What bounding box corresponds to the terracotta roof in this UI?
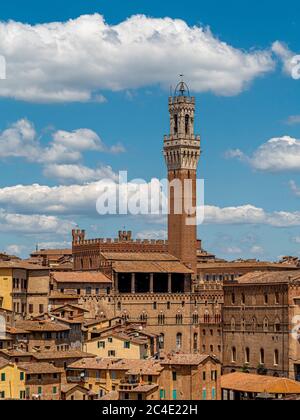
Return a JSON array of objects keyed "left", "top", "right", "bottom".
[
  {"left": 160, "top": 353, "right": 214, "bottom": 366},
  {"left": 19, "top": 362, "right": 64, "bottom": 374},
  {"left": 0, "top": 357, "right": 10, "bottom": 369},
  {"left": 61, "top": 384, "right": 89, "bottom": 394},
  {"left": 52, "top": 304, "right": 89, "bottom": 313},
  {"left": 228, "top": 270, "right": 300, "bottom": 285},
  {"left": 31, "top": 249, "right": 72, "bottom": 256},
  {"left": 221, "top": 372, "right": 300, "bottom": 395},
  {"left": 15, "top": 320, "right": 70, "bottom": 332},
  {"left": 125, "top": 384, "right": 158, "bottom": 393},
  {"left": 197, "top": 261, "right": 299, "bottom": 269},
  {"left": 32, "top": 351, "right": 95, "bottom": 361},
  {"left": 52, "top": 271, "right": 112, "bottom": 284},
  {"left": 101, "top": 253, "right": 178, "bottom": 262},
  {"left": 68, "top": 358, "right": 163, "bottom": 375},
  {"left": 113, "top": 261, "right": 192, "bottom": 274},
  {"left": 99, "top": 391, "right": 119, "bottom": 400},
  {"left": 0, "top": 350, "right": 33, "bottom": 358},
  {"left": 0, "top": 261, "right": 48, "bottom": 270}
]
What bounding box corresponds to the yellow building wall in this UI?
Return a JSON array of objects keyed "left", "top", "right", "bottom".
[
  {"left": 0, "top": 269, "right": 13, "bottom": 311},
  {"left": 84, "top": 337, "right": 146, "bottom": 360},
  {"left": 0, "top": 364, "right": 26, "bottom": 400}
]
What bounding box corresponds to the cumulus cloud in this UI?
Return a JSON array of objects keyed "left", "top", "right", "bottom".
[
  {"left": 0, "top": 14, "right": 275, "bottom": 102},
  {"left": 0, "top": 119, "right": 124, "bottom": 173},
  {"left": 43, "top": 164, "right": 118, "bottom": 183},
  {"left": 0, "top": 208, "right": 74, "bottom": 234},
  {"left": 226, "top": 136, "right": 300, "bottom": 172},
  {"left": 203, "top": 204, "right": 300, "bottom": 227},
  {"left": 0, "top": 179, "right": 299, "bottom": 229}
]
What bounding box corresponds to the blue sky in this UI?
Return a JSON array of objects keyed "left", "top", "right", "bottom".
[{"left": 0, "top": 0, "right": 300, "bottom": 260}]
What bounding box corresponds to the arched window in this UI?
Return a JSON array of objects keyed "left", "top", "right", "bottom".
[
  {"left": 89, "top": 258, "right": 93, "bottom": 269},
  {"left": 231, "top": 317, "right": 236, "bottom": 332},
  {"left": 231, "top": 293, "right": 236, "bottom": 305},
  {"left": 193, "top": 313, "right": 199, "bottom": 325},
  {"left": 260, "top": 348, "right": 265, "bottom": 365},
  {"left": 264, "top": 293, "right": 268, "bottom": 305},
  {"left": 158, "top": 334, "right": 165, "bottom": 350},
  {"left": 193, "top": 333, "right": 198, "bottom": 352},
  {"left": 245, "top": 347, "right": 250, "bottom": 364},
  {"left": 274, "top": 349, "right": 279, "bottom": 366},
  {"left": 158, "top": 313, "right": 165, "bottom": 325},
  {"left": 263, "top": 317, "right": 269, "bottom": 332},
  {"left": 241, "top": 318, "right": 246, "bottom": 331},
  {"left": 274, "top": 318, "right": 281, "bottom": 333},
  {"left": 174, "top": 114, "right": 178, "bottom": 134},
  {"left": 176, "top": 333, "right": 183, "bottom": 350},
  {"left": 241, "top": 293, "right": 245, "bottom": 305},
  {"left": 232, "top": 347, "right": 237, "bottom": 363},
  {"left": 140, "top": 312, "right": 148, "bottom": 322},
  {"left": 252, "top": 317, "right": 257, "bottom": 331},
  {"left": 176, "top": 314, "right": 183, "bottom": 325},
  {"left": 117, "top": 301, "right": 122, "bottom": 311},
  {"left": 185, "top": 115, "right": 189, "bottom": 135}
]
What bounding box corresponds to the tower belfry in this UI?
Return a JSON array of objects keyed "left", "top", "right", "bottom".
[{"left": 163, "top": 79, "right": 201, "bottom": 274}]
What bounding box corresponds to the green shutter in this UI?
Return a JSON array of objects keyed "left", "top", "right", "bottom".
[
  {"left": 1, "top": 373, "right": 5, "bottom": 381},
  {"left": 212, "top": 387, "right": 216, "bottom": 400},
  {"left": 172, "top": 390, "right": 177, "bottom": 400},
  {"left": 202, "top": 389, "right": 207, "bottom": 400}
]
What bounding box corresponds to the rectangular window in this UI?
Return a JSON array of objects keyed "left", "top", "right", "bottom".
[
  {"left": 0, "top": 391, "right": 5, "bottom": 399},
  {"left": 172, "top": 371, "right": 177, "bottom": 381},
  {"left": 98, "top": 341, "right": 105, "bottom": 349},
  {"left": 39, "top": 304, "right": 44, "bottom": 314},
  {"left": 20, "top": 372, "right": 24, "bottom": 381},
  {"left": 159, "top": 389, "right": 166, "bottom": 400},
  {"left": 212, "top": 388, "right": 216, "bottom": 400},
  {"left": 124, "top": 341, "right": 131, "bottom": 349},
  {"left": 53, "top": 387, "right": 57, "bottom": 395},
  {"left": 111, "top": 371, "right": 117, "bottom": 380},
  {"left": 172, "top": 390, "right": 177, "bottom": 400},
  {"left": 28, "top": 304, "right": 33, "bottom": 314},
  {"left": 1, "top": 373, "right": 5, "bottom": 382},
  {"left": 108, "top": 351, "right": 116, "bottom": 357},
  {"left": 38, "top": 387, "right": 42, "bottom": 395},
  {"left": 202, "top": 389, "right": 207, "bottom": 401}
]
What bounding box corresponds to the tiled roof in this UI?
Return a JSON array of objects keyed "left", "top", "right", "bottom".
[
  {"left": 68, "top": 358, "right": 163, "bottom": 375},
  {"left": 0, "top": 357, "right": 10, "bottom": 369},
  {"left": 0, "top": 261, "right": 47, "bottom": 270},
  {"left": 99, "top": 391, "right": 119, "bottom": 400},
  {"left": 113, "top": 261, "right": 192, "bottom": 274},
  {"left": 31, "top": 249, "right": 72, "bottom": 256},
  {"left": 61, "top": 384, "right": 89, "bottom": 394},
  {"left": 52, "top": 271, "right": 112, "bottom": 284},
  {"left": 32, "top": 351, "right": 96, "bottom": 360},
  {"left": 49, "top": 293, "right": 80, "bottom": 300},
  {"left": 18, "top": 362, "right": 64, "bottom": 374},
  {"left": 101, "top": 253, "right": 178, "bottom": 262},
  {"left": 15, "top": 320, "right": 70, "bottom": 332},
  {"left": 126, "top": 384, "right": 158, "bottom": 393},
  {"left": 197, "top": 261, "right": 299, "bottom": 269},
  {"left": 221, "top": 372, "right": 300, "bottom": 394},
  {"left": 228, "top": 270, "right": 300, "bottom": 285}
]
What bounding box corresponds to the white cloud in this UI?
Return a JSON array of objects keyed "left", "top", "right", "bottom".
[
  {"left": 226, "top": 136, "right": 300, "bottom": 172},
  {"left": 36, "top": 241, "right": 71, "bottom": 249},
  {"left": 43, "top": 164, "right": 118, "bottom": 183},
  {"left": 250, "top": 245, "right": 264, "bottom": 255},
  {"left": 0, "top": 208, "right": 74, "bottom": 234},
  {"left": 272, "top": 41, "right": 295, "bottom": 75},
  {"left": 0, "top": 14, "right": 275, "bottom": 102},
  {"left": 0, "top": 180, "right": 299, "bottom": 229},
  {"left": 0, "top": 119, "right": 125, "bottom": 165},
  {"left": 203, "top": 204, "right": 300, "bottom": 227},
  {"left": 136, "top": 229, "right": 167, "bottom": 240},
  {"left": 5, "top": 244, "right": 26, "bottom": 256}
]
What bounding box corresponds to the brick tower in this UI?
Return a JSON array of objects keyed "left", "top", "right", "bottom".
[{"left": 163, "top": 79, "right": 201, "bottom": 275}]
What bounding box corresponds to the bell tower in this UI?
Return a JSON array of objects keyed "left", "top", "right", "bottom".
[{"left": 163, "top": 79, "right": 201, "bottom": 275}]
